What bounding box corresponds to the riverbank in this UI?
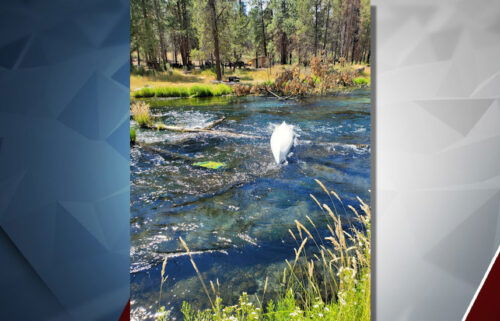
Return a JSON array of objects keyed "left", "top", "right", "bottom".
[
  {"left": 131, "top": 63, "right": 370, "bottom": 100},
  {"left": 130, "top": 66, "right": 282, "bottom": 91}
]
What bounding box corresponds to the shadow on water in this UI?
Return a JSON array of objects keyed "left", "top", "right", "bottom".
[{"left": 131, "top": 89, "right": 371, "bottom": 320}]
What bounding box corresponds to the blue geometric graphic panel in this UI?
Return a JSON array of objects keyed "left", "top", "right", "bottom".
[{"left": 0, "top": 0, "right": 130, "bottom": 320}]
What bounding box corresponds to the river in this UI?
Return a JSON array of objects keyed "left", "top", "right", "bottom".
[{"left": 130, "top": 89, "right": 371, "bottom": 320}]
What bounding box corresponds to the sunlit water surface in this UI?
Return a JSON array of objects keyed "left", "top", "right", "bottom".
[{"left": 131, "top": 90, "right": 371, "bottom": 320}]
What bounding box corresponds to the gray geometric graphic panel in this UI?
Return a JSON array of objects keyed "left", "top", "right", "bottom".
[{"left": 374, "top": 0, "right": 500, "bottom": 320}]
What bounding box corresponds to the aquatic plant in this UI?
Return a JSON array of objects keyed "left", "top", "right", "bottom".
[
  {"left": 130, "top": 127, "right": 136, "bottom": 144},
  {"left": 131, "top": 101, "right": 151, "bottom": 128},
  {"left": 157, "top": 181, "right": 371, "bottom": 321}
]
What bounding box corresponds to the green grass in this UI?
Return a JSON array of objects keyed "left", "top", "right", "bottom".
[
  {"left": 130, "top": 127, "right": 136, "bottom": 144},
  {"left": 134, "top": 87, "right": 156, "bottom": 98},
  {"left": 189, "top": 85, "right": 213, "bottom": 97},
  {"left": 197, "top": 69, "right": 217, "bottom": 78},
  {"left": 212, "top": 84, "right": 232, "bottom": 96},
  {"left": 353, "top": 77, "right": 370, "bottom": 86},
  {"left": 156, "top": 181, "right": 371, "bottom": 321},
  {"left": 137, "top": 96, "right": 239, "bottom": 108},
  {"left": 133, "top": 84, "right": 233, "bottom": 99},
  {"left": 155, "top": 86, "right": 190, "bottom": 98}
]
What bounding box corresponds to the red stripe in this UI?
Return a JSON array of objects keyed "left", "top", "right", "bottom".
[
  {"left": 118, "top": 300, "right": 130, "bottom": 321},
  {"left": 466, "top": 252, "right": 500, "bottom": 320}
]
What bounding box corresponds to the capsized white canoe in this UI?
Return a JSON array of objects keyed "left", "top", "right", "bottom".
[{"left": 270, "top": 121, "right": 295, "bottom": 164}]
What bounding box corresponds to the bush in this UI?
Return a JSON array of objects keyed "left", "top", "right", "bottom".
[
  {"left": 250, "top": 82, "right": 271, "bottom": 95},
  {"left": 131, "top": 65, "right": 157, "bottom": 77},
  {"left": 332, "top": 64, "right": 356, "bottom": 87},
  {"left": 233, "top": 84, "right": 252, "bottom": 96},
  {"left": 353, "top": 77, "right": 370, "bottom": 86},
  {"left": 131, "top": 101, "right": 151, "bottom": 127},
  {"left": 199, "top": 69, "right": 216, "bottom": 78}
]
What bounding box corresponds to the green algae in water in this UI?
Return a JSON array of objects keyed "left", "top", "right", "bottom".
[{"left": 193, "top": 161, "right": 226, "bottom": 169}]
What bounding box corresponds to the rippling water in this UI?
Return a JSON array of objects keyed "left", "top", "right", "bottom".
[{"left": 130, "top": 89, "right": 371, "bottom": 320}]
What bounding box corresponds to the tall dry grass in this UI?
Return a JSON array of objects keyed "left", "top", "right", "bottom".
[{"left": 131, "top": 101, "right": 151, "bottom": 128}]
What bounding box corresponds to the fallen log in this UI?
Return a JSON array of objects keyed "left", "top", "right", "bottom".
[
  {"left": 136, "top": 143, "right": 193, "bottom": 161},
  {"left": 151, "top": 125, "right": 260, "bottom": 139},
  {"left": 267, "top": 89, "right": 297, "bottom": 101},
  {"left": 203, "top": 117, "right": 226, "bottom": 129},
  {"left": 150, "top": 117, "right": 226, "bottom": 132},
  {"left": 146, "top": 116, "right": 262, "bottom": 139}
]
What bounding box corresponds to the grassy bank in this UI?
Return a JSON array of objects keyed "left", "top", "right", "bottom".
[
  {"left": 133, "top": 84, "right": 233, "bottom": 99},
  {"left": 156, "top": 181, "right": 371, "bottom": 321},
  {"left": 130, "top": 67, "right": 279, "bottom": 91}
]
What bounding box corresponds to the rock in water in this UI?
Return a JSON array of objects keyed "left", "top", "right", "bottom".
[{"left": 270, "top": 121, "right": 295, "bottom": 164}]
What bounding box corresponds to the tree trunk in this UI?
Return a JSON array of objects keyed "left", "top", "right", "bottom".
[
  {"left": 140, "top": 0, "right": 155, "bottom": 67},
  {"left": 173, "top": 37, "right": 178, "bottom": 64},
  {"left": 279, "top": 0, "right": 288, "bottom": 64},
  {"left": 323, "top": 0, "right": 331, "bottom": 52},
  {"left": 351, "top": 0, "right": 361, "bottom": 63},
  {"left": 259, "top": 0, "right": 268, "bottom": 56},
  {"left": 313, "top": 0, "right": 321, "bottom": 56},
  {"left": 180, "top": 0, "right": 191, "bottom": 67},
  {"left": 153, "top": 0, "right": 167, "bottom": 70},
  {"left": 208, "top": 0, "right": 222, "bottom": 80},
  {"left": 280, "top": 32, "right": 288, "bottom": 64}
]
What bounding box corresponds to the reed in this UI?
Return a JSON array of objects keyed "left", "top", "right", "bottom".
[
  {"left": 133, "top": 84, "right": 233, "bottom": 99},
  {"left": 131, "top": 101, "right": 151, "bottom": 127},
  {"left": 130, "top": 127, "right": 136, "bottom": 144},
  {"left": 189, "top": 85, "right": 213, "bottom": 97},
  {"left": 157, "top": 180, "right": 371, "bottom": 321}
]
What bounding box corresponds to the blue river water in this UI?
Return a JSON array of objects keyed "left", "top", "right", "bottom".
[{"left": 130, "top": 89, "right": 371, "bottom": 320}]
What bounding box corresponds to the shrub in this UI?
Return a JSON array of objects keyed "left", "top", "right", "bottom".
[
  {"left": 353, "top": 77, "right": 370, "bottom": 86},
  {"left": 332, "top": 64, "right": 356, "bottom": 87},
  {"left": 200, "top": 69, "right": 216, "bottom": 78},
  {"left": 250, "top": 82, "right": 272, "bottom": 95},
  {"left": 233, "top": 84, "right": 252, "bottom": 96},
  {"left": 130, "top": 101, "right": 151, "bottom": 127},
  {"left": 131, "top": 65, "right": 158, "bottom": 77}
]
